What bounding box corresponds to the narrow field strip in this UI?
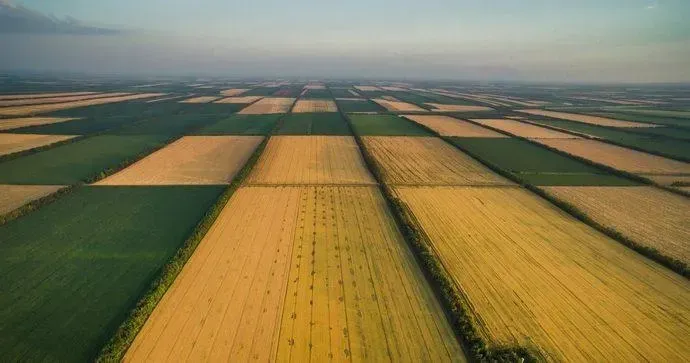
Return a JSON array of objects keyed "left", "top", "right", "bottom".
[
  {"left": 424, "top": 104, "right": 493, "bottom": 112},
  {"left": 238, "top": 97, "right": 295, "bottom": 114},
  {"left": 95, "top": 136, "right": 263, "bottom": 185},
  {"left": 372, "top": 98, "right": 428, "bottom": 112},
  {"left": 0, "top": 92, "right": 123, "bottom": 107},
  {"left": 0, "top": 133, "right": 78, "bottom": 156},
  {"left": 472, "top": 118, "right": 581, "bottom": 139},
  {"left": 214, "top": 96, "right": 263, "bottom": 104},
  {"left": 0, "top": 117, "right": 79, "bottom": 131},
  {"left": 291, "top": 99, "right": 338, "bottom": 113},
  {"left": 0, "top": 184, "right": 66, "bottom": 214},
  {"left": 125, "top": 186, "right": 465, "bottom": 362},
  {"left": 544, "top": 186, "right": 690, "bottom": 265},
  {"left": 246, "top": 136, "right": 376, "bottom": 185},
  {"left": 0, "top": 91, "right": 97, "bottom": 100},
  {"left": 0, "top": 93, "right": 164, "bottom": 116},
  {"left": 362, "top": 136, "right": 512, "bottom": 186},
  {"left": 394, "top": 185, "right": 690, "bottom": 361},
  {"left": 402, "top": 115, "right": 507, "bottom": 137},
  {"left": 519, "top": 109, "right": 660, "bottom": 128},
  {"left": 220, "top": 88, "right": 250, "bottom": 96},
  {"left": 179, "top": 96, "right": 221, "bottom": 104}
]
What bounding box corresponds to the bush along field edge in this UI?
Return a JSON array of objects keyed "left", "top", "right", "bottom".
[{"left": 339, "top": 109, "right": 541, "bottom": 362}]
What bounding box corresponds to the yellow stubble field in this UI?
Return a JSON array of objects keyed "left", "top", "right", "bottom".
[
  {"left": 214, "top": 96, "right": 262, "bottom": 104},
  {"left": 372, "top": 98, "right": 427, "bottom": 112},
  {"left": 0, "top": 117, "right": 78, "bottom": 131},
  {"left": 246, "top": 136, "right": 376, "bottom": 185},
  {"left": 518, "top": 109, "right": 659, "bottom": 128},
  {"left": 180, "top": 96, "right": 221, "bottom": 104},
  {"left": 424, "top": 104, "right": 493, "bottom": 112},
  {"left": 0, "top": 93, "right": 128, "bottom": 107},
  {"left": 0, "top": 91, "right": 97, "bottom": 100},
  {"left": 394, "top": 185, "right": 690, "bottom": 361},
  {"left": 0, "top": 93, "right": 164, "bottom": 116},
  {"left": 291, "top": 99, "right": 338, "bottom": 113},
  {"left": 0, "top": 184, "right": 66, "bottom": 215},
  {"left": 220, "top": 88, "right": 250, "bottom": 96},
  {"left": 361, "top": 136, "right": 511, "bottom": 186},
  {"left": 238, "top": 97, "right": 295, "bottom": 114},
  {"left": 95, "top": 136, "right": 263, "bottom": 185},
  {"left": 0, "top": 133, "right": 78, "bottom": 156},
  {"left": 402, "top": 115, "right": 507, "bottom": 137},
  {"left": 124, "top": 186, "right": 465, "bottom": 362},
  {"left": 472, "top": 119, "right": 581, "bottom": 139}
]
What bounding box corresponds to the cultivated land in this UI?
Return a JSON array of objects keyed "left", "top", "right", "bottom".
[
  {"left": 0, "top": 186, "right": 224, "bottom": 361},
  {"left": 275, "top": 113, "right": 350, "bottom": 135},
  {"left": 394, "top": 186, "right": 690, "bottom": 361},
  {"left": 349, "top": 114, "right": 432, "bottom": 136},
  {"left": 424, "top": 104, "right": 493, "bottom": 112},
  {"left": 0, "top": 92, "right": 120, "bottom": 107},
  {"left": 472, "top": 119, "right": 581, "bottom": 139},
  {"left": 519, "top": 109, "right": 659, "bottom": 128},
  {"left": 372, "top": 98, "right": 428, "bottom": 112},
  {"left": 220, "top": 88, "right": 249, "bottom": 96},
  {"left": 291, "top": 99, "right": 338, "bottom": 113},
  {"left": 246, "top": 136, "right": 375, "bottom": 185},
  {"left": 125, "top": 186, "right": 464, "bottom": 362},
  {"left": 362, "top": 136, "right": 511, "bottom": 186},
  {"left": 535, "top": 138, "right": 690, "bottom": 184},
  {"left": 180, "top": 96, "right": 221, "bottom": 104},
  {"left": 0, "top": 133, "right": 77, "bottom": 156},
  {"left": 238, "top": 97, "right": 295, "bottom": 114},
  {"left": 403, "top": 115, "right": 507, "bottom": 137},
  {"left": 0, "top": 184, "right": 65, "bottom": 214},
  {"left": 195, "top": 114, "right": 280, "bottom": 135},
  {"left": 96, "top": 136, "right": 262, "bottom": 185},
  {"left": 0, "top": 117, "right": 79, "bottom": 131},
  {"left": 545, "top": 186, "right": 690, "bottom": 264},
  {"left": 214, "top": 96, "right": 262, "bottom": 104},
  {"left": 0, "top": 93, "right": 163, "bottom": 116},
  {"left": 0, "top": 91, "right": 97, "bottom": 100},
  {"left": 336, "top": 99, "right": 384, "bottom": 113}
]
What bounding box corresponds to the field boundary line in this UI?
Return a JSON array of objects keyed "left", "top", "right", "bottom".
[
  {"left": 434, "top": 117, "right": 689, "bottom": 278},
  {"left": 338, "top": 106, "right": 539, "bottom": 362}
]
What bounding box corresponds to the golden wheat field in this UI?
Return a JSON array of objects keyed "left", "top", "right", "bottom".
[
  {"left": 214, "top": 96, "right": 262, "bottom": 104},
  {"left": 238, "top": 97, "right": 295, "bottom": 114},
  {"left": 0, "top": 184, "right": 65, "bottom": 214},
  {"left": 472, "top": 119, "right": 581, "bottom": 139},
  {"left": 180, "top": 96, "right": 221, "bottom": 104},
  {"left": 372, "top": 98, "right": 427, "bottom": 112},
  {"left": 125, "top": 186, "right": 464, "bottom": 362},
  {"left": 424, "top": 104, "right": 493, "bottom": 112},
  {"left": 544, "top": 186, "right": 690, "bottom": 264},
  {"left": 0, "top": 91, "right": 97, "bottom": 100},
  {"left": 518, "top": 109, "right": 659, "bottom": 128},
  {"left": 536, "top": 138, "right": 690, "bottom": 177},
  {"left": 220, "top": 88, "right": 250, "bottom": 96},
  {"left": 0, "top": 133, "right": 77, "bottom": 156},
  {"left": 0, "top": 117, "right": 78, "bottom": 131},
  {"left": 95, "top": 136, "right": 262, "bottom": 185},
  {"left": 402, "top": 115, "right": 507, "bottom": 137},
  {"left": 362, "top": 136, "right": 511, "bottom": 186},
  {"left": 639, "top": 174, "right": 690, "bottom": 186},
  {"left": 246, "top": 136, "right": 375, "bottom": 185},
  {"left": 291, "top": 99, "right": 338, "bottom": 113},
  {"left": 0, "top": 93, "right": 119, "bottom": 107},
  {"left": 0, "top": 93, "right": 164, "bottom": 116},
  {"left": 354, "top": 86, "right": 382, "bottom": 92},
  {"left": 394, "top": 185, "right": 690, "bottom": 361}
]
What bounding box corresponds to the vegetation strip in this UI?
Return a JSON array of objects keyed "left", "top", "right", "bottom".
[
  {"left": 339, "top": 108, "right": 537, "bottom": 361},
  {"left": 427, "top": 118, "right": 689, "bottom": 278}
]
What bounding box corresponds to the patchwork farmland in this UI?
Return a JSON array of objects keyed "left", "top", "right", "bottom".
[{"left": 1, "top": 79, "right": 689, "bottom": 363}]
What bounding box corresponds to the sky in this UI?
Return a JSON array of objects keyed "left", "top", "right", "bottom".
[{"left": 1, "top": 0, "right": 689, "bottom": 82}]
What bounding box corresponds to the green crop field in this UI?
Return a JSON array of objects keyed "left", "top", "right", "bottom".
[
  {"left": 301, "top": 88, "right": 332, "bottom": 98},
  {"left": 451, "top": 137, "right": 636, "bottom": 186},
  {"left": 329, "top": 88, "right": 359, "bottom": 98},
  {"left": 336, "top": 99, "right": 385, "bottom": 113},
  {"left": 243, "top": 87, "right": 280, "bottom": 96},
  {"left": 0, "top": 135, "right": 169, "bottom": 184},
  {"left": 194, "top": 114, "right": 280, "bottom": 135},
  {"left": 589, "top": 111, "right": 690, "bottom": 129},
  {"left": 0, "top": 185, "right": 224, "bottom": 362},
  {"left": 349, "top": 114, "right": 433, "bottom": 136},
  {"left": 274, "top": 113, "right": 350, "bottom": 135}
]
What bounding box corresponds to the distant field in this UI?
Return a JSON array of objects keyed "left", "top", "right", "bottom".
[
  {"left": 329, "top": 88, "right": 360, "bottom": 98},
  {"left": 0, "top": 93, "right": 163, "bottom": 116},
  {"left": 0, "top": 133, "right": 77, "bottom": 156},
  {"left": 0, "top": 135, "right": 169, "bottom": 184},
  {"left": 450, "top": 137, "right": 635, "bottom": 186},
  {"left": 349, "top": 114, "right": 433, "bottom": 136},
  {"left": 301, "top": 88, "right": 332, "bottom": 98},
  {"left": 125, "top": 186, "right": 464, "bottom": 362},
  {"left": 0, "top": 117, "right": 79, "bottom": 132},
  {"left": 179, "top": 96, "right": 221, "bottom": 104},
  {"left": 587, "top": 111, "right": 690, "bottom": 132},
  {"left": 403, "top": 115, "right": 507, "bottom": 137},
  {"left": 274, "top": 113, "right": 350, "bottom": 135},
  {"left": 238, "top": 97, "right": 294, "bottom": 114},
  {"left": 243, "top": 87, "right": 281, "bottom": 96},
  {"left": 394, "top": 185, "right": 690, "bottom": 361},
  {"left": 519, "top": 109, "right": 658, "bottom": 128},
  {"left": 194, "top": 114, "right": 280, "bottom": 135},
  {"left": 362, "top": 136, "right": 511, "bottom": 186},
  {"left": 0, "top": 185, "right": 224, "bottom": 362},
  {"left": 472, "top": 119, "right": 580, "bottom": 139},
  {"left": 335, "top": 99, "right": 384, "bottom": 113},
  {"left": 372, "top": 98, "right": 428, "bottom": 112},
  {"left": 0, "top": 92, "right": 123, "bottom": 107},
  {"left": 292, "top": 99, "right": 338, "bottom": 113}
]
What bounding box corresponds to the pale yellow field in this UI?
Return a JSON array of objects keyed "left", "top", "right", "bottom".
[
  {"left": 238, "top": 97, "right": 295, "bottom": 114},
  {"left": 536, "top": 138, "right": 690, "bottom": 176},
  {"left": 180, "top": 96, "right": 221, "bottom": 104},
  {"left": 291, "top": 99, "right": 338, "bottom": 113},
  {"left": 0, "top": 185, "right": 65, "bottom": 215},
  {"left": 372, "top": 98, "right": 428, "bottom": 112},
  {"left": 380, "top": 86, "right": 407, "bottom": 91},
  {"left": 349, "top": 90, "right": 362, "bottom": 97},
  {"left": 247, "top": 136, "right": 375, "bottom": 185},
  {"left": 303, "top": 84, "right": 326, "bottom": 89},
  {"left": 145, "top": 95, "right": 188, "bottom": 103},
  {"left": 402, "top": 115, "right": 507, "bottom": 137},
  {"left": 394, "top": 186, "right": 690, "bottom": 361},
  {"left": 214, "top": 96, "right": 262, "bottom": 104},
  {"left": 0, "top": 117, "right": 78, "bottom": 131},
  {"left": 571, "top": 96, "right": 641, "bottom": 105},
  {"left": 0, "top": 93, "right": 164, "bottom": 116},
  {"left": 362, "top": 136, "right": 511, "bottom": 186},
  {"left": 0, "top": 133, "right": 77, "bottom": 156},
  {"left": 95, "top": 136, "right": 262, "bottom": 185},
  {"left": 640, "top": 174, "right": 690, "bottom": 186},
  {"left": 220, "top": 88, "right": 250, "bottom": 96},
  {"left": 335, "top": 97, "right": 365, "bottom": 101},
  {"left": 354, "top": 86, "right": 382, "bottom": 92},
  {"left": 424, "top": 104, "right": 493, "bottom": 112},
  {"left": 519, "top": 109, "right": 659, "bottom": 128},
  {"left": 0, "top": 91, "right": 97, "bottom": 100},
  {"left": 544, "top": 186, "right": 690, "bottom": 264},
  {"left": 472, "top": 119, "right": 581, "bottom": 139},
  {"left": 0, "top": 92, "right": 119, "bottom": 107},
  {"left": 125, "top": 186, "right": 464, "bottom": 362}
]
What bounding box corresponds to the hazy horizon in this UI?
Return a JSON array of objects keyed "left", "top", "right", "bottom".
[{"left": 2, "top": 0, "right": 689, "bottom": 83}]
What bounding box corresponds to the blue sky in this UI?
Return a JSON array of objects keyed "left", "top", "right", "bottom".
[{"left": 2, "top": 0, "right": 689, "bottom": 82}]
